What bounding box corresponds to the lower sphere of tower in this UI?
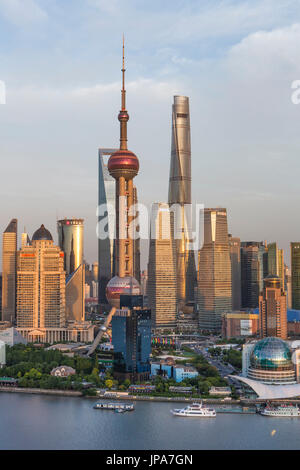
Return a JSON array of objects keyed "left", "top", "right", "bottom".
[{"left": 106, "top": 275, "right": 141, "bottom": 308}]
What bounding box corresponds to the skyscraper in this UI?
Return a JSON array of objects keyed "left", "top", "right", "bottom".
[
  {"left": 284, "top": 264, "right": 292, "bottom": 310},
  {"left": 259, "top": 275, "right": 287, "bottom": 340},
  {"left": 66, "top": 264, "right": 85, "bottom": 322},
  {"left": 21, "top": 229, "right": 30, "bottom": 249},
  {"left": 291, "top": 242, "right": 300, "bottom": 310},
  {"left": 57, "top": 218, "right": 85, "bottom": 322},
  {"left": 112, "top": 295, "right": 151, "bottom": 381},
  {"left": 1, "top": 219, "right": 17, "bottom": 323},
  {"left": 241, "top": 241, "right": 267, "bottom": 309},
  {"left": 105, "top": 39, "right": 141, "bottom": 308},
  {"left": 16, "top": 225, "right": 66, "bottom": 329},
  {"left": 228, "top": 234, "right": 241, "bottom": 310},
  {"left": 57, "top": 218, "right": 84, "bottom": 275},
  {"left": 267, "top": 242, "right": 284, "bottom": 289},
  {"left": 98, "top": 148, "right": 117, "bottom": 304},
  {"left": 197, "top": 209, "right": 232, "bottom": 332},
  {"left": 133, "top": 185, "right": 141, "bottom": 284},
  {"left": 168, "top": 95, "right": 196, "bottom": 309},
  {"left": 148, "top": 203, "right": 177, "bottom": 329}
]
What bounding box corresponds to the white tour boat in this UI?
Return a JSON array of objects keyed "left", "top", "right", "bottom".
[
  {"left": 171, "top": 402, "right": 216, "bottom": 418},
  {"left": 260, "top": 403, "right": 300, "bottom": 417}
]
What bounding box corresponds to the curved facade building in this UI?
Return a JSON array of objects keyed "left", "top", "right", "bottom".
[
  {"left": 168, "top": 96, "right": 196, "bottom": 308},
  {"left": 248, "top": 337, "right": 296, "bottom": 384},
  {"left": 57, "top": 218, "right": 84, "bottom": 275}
]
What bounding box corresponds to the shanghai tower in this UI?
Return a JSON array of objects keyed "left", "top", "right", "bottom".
[{"left": 168, "top": 96, "right": 196, "bottom": 309}]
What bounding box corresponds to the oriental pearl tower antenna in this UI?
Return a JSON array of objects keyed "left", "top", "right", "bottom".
[{"left": 105, "top": 37, "right": 141, "bottom": 308}]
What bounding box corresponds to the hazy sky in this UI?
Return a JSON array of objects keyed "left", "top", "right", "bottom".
[{"left": 1, "top": 0, "right": 300, "bottom": 269}]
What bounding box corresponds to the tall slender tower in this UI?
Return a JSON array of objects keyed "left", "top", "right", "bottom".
[
  {"left": 168, "top": 96, "right": 196, "bottom": 310},
  {"left": 1, "top": 219, "right": 17, "bottom": 323},
  {"left": 105, "top": 39, "right": 141, "bottom": 307},
  {"left": 228, "top": 234, "right": 241, "bottom": 311}
]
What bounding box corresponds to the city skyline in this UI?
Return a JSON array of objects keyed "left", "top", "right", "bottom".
[{"left": 1, "top": 1, "right": 300, "bottom": 268}]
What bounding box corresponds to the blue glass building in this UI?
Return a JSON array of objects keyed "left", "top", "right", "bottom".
[{"left": 111, "top": 295, "right": 151, "bottom": 380}]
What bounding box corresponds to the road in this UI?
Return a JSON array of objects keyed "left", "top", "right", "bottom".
[{"left": 186, "top": 343, "right": 237, "bottom": 381}]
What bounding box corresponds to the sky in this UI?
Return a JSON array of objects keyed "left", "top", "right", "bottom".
[{"left": 1, "top": 0, "right": 300, "bottom": 269}]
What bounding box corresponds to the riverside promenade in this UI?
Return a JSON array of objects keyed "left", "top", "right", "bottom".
[{"left": 0, "top": 387, "right": 82, "bottom": 397}]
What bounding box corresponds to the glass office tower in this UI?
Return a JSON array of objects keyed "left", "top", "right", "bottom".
[
  {"left": 291, "top": 242, "right": 300, "bottom": 310},
  {"left": 98, "top": 148, "right": 117, "bottom": 304},
  {"left": 197, "top": 208, "right": 232, "bottom": 332}
]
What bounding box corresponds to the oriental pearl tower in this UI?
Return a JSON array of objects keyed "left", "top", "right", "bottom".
[{"left": 106, "top": 39, "right": 141, "bottom": 308}]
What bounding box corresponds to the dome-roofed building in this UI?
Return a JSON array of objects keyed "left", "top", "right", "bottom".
[
  {"left": 32, "top": 224, "right": 53, "bottom": 242},
  {"left": 248, "top": 337, "right": 296, "bottom": 384}
]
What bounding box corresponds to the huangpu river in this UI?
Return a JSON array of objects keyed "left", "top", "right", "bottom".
[{"left": 1, "top": 392, "right": 300, "bottom": 450}]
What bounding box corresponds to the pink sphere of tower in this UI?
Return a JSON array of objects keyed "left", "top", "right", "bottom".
[
  {"left": 107, "top": 149, "right": 139, "bottom": 177},
  {"left": 106, "top": 275, "right": 141, "bottom": 308}
]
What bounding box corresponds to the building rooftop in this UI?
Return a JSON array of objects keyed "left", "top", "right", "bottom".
[{"left": 32, "top": 224, "right": 53, "bottom": 241}]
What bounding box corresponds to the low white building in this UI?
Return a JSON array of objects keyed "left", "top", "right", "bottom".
[
  {"left": 51, "top": 366, "right": 76, "bottom": 377},
  {"left": 209, "top": 386, "right": 231, "bottom": 396},
  {"left": 0, "top": 328, "right": 27, "bottom": 346}
]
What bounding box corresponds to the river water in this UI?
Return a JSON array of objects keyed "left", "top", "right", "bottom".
[{"left": 1, "top": 392, "right": 300, "bottom": 450}]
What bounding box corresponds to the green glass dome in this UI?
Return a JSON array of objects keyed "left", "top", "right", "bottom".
[{"left": 250, "top": 337, "right": 293, "bottom": 371}]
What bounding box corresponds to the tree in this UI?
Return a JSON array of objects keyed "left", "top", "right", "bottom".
[{"left": 105, "top": 379, "right": 114, "bottom": 389}]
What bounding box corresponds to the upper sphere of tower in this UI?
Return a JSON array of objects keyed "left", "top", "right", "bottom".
[{"left": 118, "top": 110, "right": 129, "bottom": 122}]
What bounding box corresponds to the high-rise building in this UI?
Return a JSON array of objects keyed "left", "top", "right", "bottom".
[
  {"left": 57, "top": 218, "right": 84, "bottom": 275},
  {"left": 259, "top": 275, "right": 287, "bottom": 340},
  {"left": 140, "top": 270, "right": 148, "bottom": 298},
  {"left": 241, "top": 241, "right": 267, "bottom": 309},
  {"left": 291, "top": 242, "right": 300, "bottom": 310},
  {"left": 105, "top": 40, "right": 141, "bottom": 308},
  {"left": 168, "top": 95, "right": 196, "bottom": 309},
  {"left": 21, "top": 229, "right": 30, "bottom": 249},
  {"left": 228, "top": 234, "right": 241, "bottom": 310},
  {"left": 98, "top": 148, "right": 117, "bottom": 304},
  {"left": 0, "top": 274, "right": 2, "bottom": 320},
  {"left": 92, "top": 262, "right": 99, "bottom": 283},
  {"left": 267, "top": 242, "right": 284, "bottom": 289},
  {"left": 133, "top": 185, "right": 141, "bottom": 284},
  {"left": 284, "top": 264, "right": 292, "bottom": 310},
  {"left": 148, "top": 203, "right": 177, "bottom": 329},
  {"left": 66, "top": 264, "right": 85, "bottom": 322},
  {"left": 57, "top": 218, "right": 84, "bottom": 322},
  {"left": 197, "top": 208, "right": 232, "bottom": 332},
  {"left": 16, "top": 225, "right": 66, "bottom": 329},
  {"left": 112, "top": 295, "right": 151, "bottom": 381},
  {"left": 1, "top": 219, "right": 17, "bottom": 323}
]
